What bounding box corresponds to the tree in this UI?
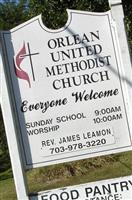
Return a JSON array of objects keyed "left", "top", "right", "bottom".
[
  {"left": 122, "top": 0, "right": 132, "bottom": 54},
  {"left": 0, "top": 0, "right": 28, "bottom": 29},
  {"left": 28, "top": 0, "right": 109, "bottom": 30},
  {"left": 0, "top": 0, "right": 29, "bottom": 172},
  {"left": 0, "top": 107, "right": 11, "bottom": 172}
]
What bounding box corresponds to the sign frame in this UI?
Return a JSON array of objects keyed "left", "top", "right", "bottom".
[
  {"left": 30, "top": 175, "right": 132, "bottom": 200},
  {"left": 0, "top": 44, "right": 29, "bottom": 198},
  {"left": 1, "top": 9, "right": 132, "bottom": 169},
  {"left": 0, "top": 1, "right": 132, "bottom": 199}
]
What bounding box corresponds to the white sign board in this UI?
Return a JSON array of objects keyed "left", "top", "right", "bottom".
[
  {"left": 31, "top": 176, "right": 132, "bottom": 200},
  {"left": 1, "top": 10, "right": 132, "bottom": 168}
]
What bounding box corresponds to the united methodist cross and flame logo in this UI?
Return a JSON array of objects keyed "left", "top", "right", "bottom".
[{"left": 14, "top": 42, "right": 39, "bottom": 88}]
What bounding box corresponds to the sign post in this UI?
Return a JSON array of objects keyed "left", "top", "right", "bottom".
[
  {"left": 0, "top": 47, "right": 29, "bottom": 199},
  {"left": 1, "top": 9, "right": 132, "bottom": 169},
  {"left": 108, "top": 0, "right": 132, "bottom": 101}
]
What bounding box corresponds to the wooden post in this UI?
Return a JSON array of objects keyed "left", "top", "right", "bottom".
[{"left": 108, "top": 0, "right": 132, "bottom": 101}]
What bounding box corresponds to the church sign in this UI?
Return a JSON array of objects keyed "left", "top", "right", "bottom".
[
  {"left": 31, "top": 176, "right": 132, "bottom": 200},
  {"left": 1, "top": 10, "right": 132, "bottom": 168}
]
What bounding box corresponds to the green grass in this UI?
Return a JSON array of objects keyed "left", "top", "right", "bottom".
[
  {"left": 0, "top": 151, "right": 132, "bottom": 200},
  {"left": 0, "top": 178, "right": 16, "bottom": 200},
  {"left": 0, "top": 168, "right": 13, "bottom": 180}
]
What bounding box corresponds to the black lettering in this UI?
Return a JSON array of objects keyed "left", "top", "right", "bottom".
[{"left": 48, "top": 39, "right": 57, "bottom": 49}]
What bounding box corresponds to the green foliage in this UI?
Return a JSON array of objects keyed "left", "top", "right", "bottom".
[
  {"left": 0, "top": 108, "right": 11, "bottom": 172},
  {"left": 0, "top": 0, "right": 28, "bottom": 29},
  {"left": 122, "top": 0, "right": 132, "bottom": 54},
  {"left": 0, "top": 0, "right": 109, "bottom": 30},
  {"left": 28, "top": 0, "right": 109, "bottom": 29},
  {"left": 0, "top": 108, "right": 6, "bottom": 152},
  {"left": 0, "top": 168, "right": 13, "bottom": 180},
  {"left": 27, "top": 155, "right": 119, "bottom": 184}
]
